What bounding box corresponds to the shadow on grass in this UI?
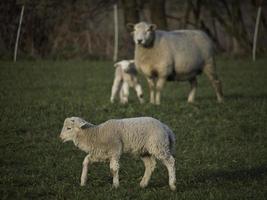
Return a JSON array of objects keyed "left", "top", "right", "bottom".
[
  {"left": 193, "top": 93, "right": 267, "bottom": 104},
  {"left": 225, "top": 94, "right": 267, "bottom": 100},
  {"left": 183, "top": 165, "right": 267, "bottom": 190}
]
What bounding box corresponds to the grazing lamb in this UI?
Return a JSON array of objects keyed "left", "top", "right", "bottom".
[
  {"left": 110, "top": 60, "right": 144, "bottom": 104},
  {"left": 59, "top": 116, "right": 176, "bottom": 190},
  {"left": 127, "top": 21, "right": 224, "bottom": 105}
]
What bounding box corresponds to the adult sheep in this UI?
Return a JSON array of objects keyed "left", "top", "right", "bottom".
[{"left": 127, "top": 22, "right": 224, "bottom": 105}]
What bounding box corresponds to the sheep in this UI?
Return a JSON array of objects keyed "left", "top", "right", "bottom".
[
  {"left": 59, "top": 116, "right": 176, "bottom": 191},
  {"left": 110, "top": 59, "right": 144, "bottom": 104},
  {"left": 127, "top": 21, "right": 224, "bottom": 105}
]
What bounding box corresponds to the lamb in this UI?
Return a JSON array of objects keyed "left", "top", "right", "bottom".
[
  {"left": 59, "top": 116, "right": 176, "bottom": 190},
  {"left": 127, "top": 21, "right": 224, "bottom": 105},
  {"left": 110, "top": 59, "right": 144, "bottom": 104}
]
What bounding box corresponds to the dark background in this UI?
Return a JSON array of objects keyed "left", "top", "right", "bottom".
[{"left": 1, "top": 0, "right": 266, "bottom": 60}]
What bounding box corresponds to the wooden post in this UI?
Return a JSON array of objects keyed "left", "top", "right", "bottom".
[
  {"left": 14, "top": 5, "right": 25, "bottom": 62},
  {"left": 252, "top": 6, "right": 262, "bottom": 61},
  {"left": 113, "top": 4, "right": 119, "bottom": 62}
]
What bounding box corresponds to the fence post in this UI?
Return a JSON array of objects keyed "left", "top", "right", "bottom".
[
  {"left": 113, "top": 4, "right": 119, "bottom": 62},
  {"left": 252, "top": 4, "right": 262, "bottom": 61},
  {"left": 14, "top": 5, "right": 25, "bottom": 62}
]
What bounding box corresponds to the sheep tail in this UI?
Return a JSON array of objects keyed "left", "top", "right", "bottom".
[
  {"left": 162, "top": 124, "right": 176, "bottom": 156},
  {"left": 168, "top": 131, "right": 176, "bottom": 156}
]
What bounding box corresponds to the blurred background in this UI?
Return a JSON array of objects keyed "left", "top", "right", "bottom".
[{"left": 0, "top": 0, "right": 266, "bottom": 60}]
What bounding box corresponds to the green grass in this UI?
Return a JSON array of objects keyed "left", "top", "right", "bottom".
[{"left": 0, "top": 57, "right": 266, "bottom": 199}]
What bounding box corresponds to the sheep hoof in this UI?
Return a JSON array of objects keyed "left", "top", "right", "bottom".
[
  {"left": 218, "top": 98, "right": 224, "bottom": 103},
  {"left": 187, "top": 100, "right": 195, "bottom": 104},
  {"left": 80, "top": 182, "right": 86, "bottom": 186},
  {"left": 113, "top": 183, "right": 119, "bottom": 189},
  {"left": 170, "top": 185, "right": 176, "bottom": 191},
  {"left": 140, "top": 180, "right": 148, "bottom": 188}
]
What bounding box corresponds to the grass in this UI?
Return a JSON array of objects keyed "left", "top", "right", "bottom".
[{"left": 0, "top": 57, "right": 266, "bottom": 199}]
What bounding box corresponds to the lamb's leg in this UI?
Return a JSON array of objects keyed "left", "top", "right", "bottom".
[
  {"left": 187, "top": 77, "right": 197, "bottom": 103},
  {"left": 80, "top": 155, "right": 90, "bottom": 186},
  {"left": 155, "top": 78, "right": 166, "bottom": 105},
  {"left": 111, "top": 77, "right": 122, "bottom": 103},
  {"left": 146, "top": 78, "right": 155, "bottom": 104},
  {"left": 120, "top": 82, "right": 129, "bottom": 104},
  {"left": 161, "top": 156, "right": 176, "bottom": 191},
  {"left": 134, "top": 83, "right": 144, "bottom": 104},
  {"left": 203, "top": 61, "right": 224, "bottom": 103},
  {"left": 140, "top": 156, "right": 156, "bottom": 188},
  {"left": 110, "top": 157, "right": 120, "bottom": 188}
]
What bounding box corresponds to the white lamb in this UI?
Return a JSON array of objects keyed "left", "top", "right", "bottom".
[
  {"left": 110, "top": 60, "right": 144, "bottom": 104},
  {"left": 127, "top": 22, "right": 224, "bottom": 105},
  {"left": 59, "top": 116, "right": 176, "bottom": 190}
]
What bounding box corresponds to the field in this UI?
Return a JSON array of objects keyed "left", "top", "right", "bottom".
[{"left": 0, "top": 57, "right": 266, "bottom": 199}]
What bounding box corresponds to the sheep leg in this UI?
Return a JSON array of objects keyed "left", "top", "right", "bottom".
[
  {"left": 146, "top": 78, "right": 155, "bottom": 104},
  {"left": 110, "top": 157, "right": 120, "bottom": 188},
  {"left": 155, "top": 78, "right": 166, "bottom": 105},
  {"left": 161, "top": 156, "right": 176, "bottom": 191},
  {"left": 204, "top": 62, "right": 224, "bottom": 103},
  {"left": 110, "top": 77, "right": 122, "bottom": 103},
  {"left": 80, "top": 155, "right": 90, "bottom": 186},
  {"left": 140, "top": 156, "right": 156, "bottom": 188},
  {"left": 187, "top": 77, "right": 197, "bottom": 103},
  {"left": 120, "top": 82, "right": 129, "bottom": 104},
  {"left": 134, "top": 84, "right": 144, "bottom": 104}
]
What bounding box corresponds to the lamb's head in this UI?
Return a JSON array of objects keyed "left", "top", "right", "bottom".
[
  {"left": 114, "top": 60, "right": 135, "bottom": 73},
  {"left": 59, "top": 117, "right": 93, "bottom": 143},
  {"left": 127, "top": 22, "right": 157, "bottom": 47}
]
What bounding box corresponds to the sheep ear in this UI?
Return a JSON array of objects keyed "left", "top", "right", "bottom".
[
  {"left": 149, "top": 24, "right": 157, "bottom": 31},
  {"left": 114, "top": 63, "right": 121, "bottom": 68},
  {"left": 78, "top": 120, "right": 93, "bottom": 129},
  {"left": 126, "top": 23, "right": 135, "bottom": 31}
]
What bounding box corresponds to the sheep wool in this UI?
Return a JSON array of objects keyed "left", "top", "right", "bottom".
[
  {"left": 110, "top": 60, "right": 144, "bottom": 104},
  {"left": 128, "top": 21, "right": 223, "bottom": 105},
  {"left": 59, "top": 116, "right": 176, "bottom": 191}
]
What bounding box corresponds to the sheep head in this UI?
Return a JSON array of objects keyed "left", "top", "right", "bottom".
[
  {"left": 114, "top": 60, "right": 135, "bottom": 73},
  {"left": 59, "top": 117, "right": 93, "bottom": 143},
  {"left": 127, "top": 22, "right": 157, "bottom": 47}
]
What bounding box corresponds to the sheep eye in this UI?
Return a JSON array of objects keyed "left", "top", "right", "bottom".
[{"left": 67, "top": 127, "right": 71, "bottom": 130}]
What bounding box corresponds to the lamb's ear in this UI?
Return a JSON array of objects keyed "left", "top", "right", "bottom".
[
  {"left": 77, "top": 119, "right": 93, "bottom": 129},
  {"left": 114, "top": 63, "right": 121, "bottom": 68},
  {"left": 79, "top": 122, "right": 93, "bottom": 129},
  {"left": 149, "top": 24, "right": 157, "bottom": 31},
  {"left": 126, "top": 23, "right": 135, "bottom": 31}
]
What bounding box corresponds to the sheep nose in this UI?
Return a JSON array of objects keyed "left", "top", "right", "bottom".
[{"left": 137, "top": 39, "right": 142, "bottom": 44}]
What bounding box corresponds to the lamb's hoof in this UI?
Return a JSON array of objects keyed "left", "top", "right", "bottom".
[
  {"left": 120, "top": 100, "right": 128, "bottom": 104},
  {"left": 170, "top": 184, "right": 176, "bottom": 191},
  {"left": 112, "top": 183, "right": 119, "bottom": 189},
  {"left": 140, "top": 181, "right": 148, "bottom": 188},
  {"left": 80, "top": 182, "right": 86, "bottom": 186},
  {"left": 218, "top": 98, "right": 224, "bottom": 103},
  {"left": 139, "top": 99, "right": 145, "bottom": 104},
  {"left": 187, "top": 100, "right": 195, "bottom": 104}
]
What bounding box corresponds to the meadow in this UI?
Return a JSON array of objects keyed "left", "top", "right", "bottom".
[{"left": 0, "top": 57, "right": 266, "bottom": 199}]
